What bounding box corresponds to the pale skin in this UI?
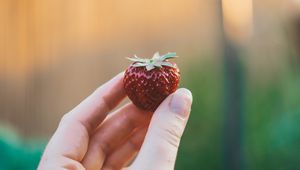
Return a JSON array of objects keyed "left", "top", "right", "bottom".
[{"left": 38, "top": 72, "right": 193, "bottom": 170}]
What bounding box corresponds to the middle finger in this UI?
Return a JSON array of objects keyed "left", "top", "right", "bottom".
[{"left": 82, "top": 103, "right": 152, "bottom": 170}]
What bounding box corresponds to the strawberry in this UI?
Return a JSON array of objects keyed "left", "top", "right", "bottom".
[{"left": 123, "top": 52, "right": 180, "bottom": 112}]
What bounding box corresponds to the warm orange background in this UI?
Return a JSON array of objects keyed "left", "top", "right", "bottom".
[{"left": 0, "top": 0, "right": 296, "bottom": 138}]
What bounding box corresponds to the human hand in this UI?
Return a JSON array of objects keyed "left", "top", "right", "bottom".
[{"left": 38, "top": 72, "right": 193, "bottom": 170}]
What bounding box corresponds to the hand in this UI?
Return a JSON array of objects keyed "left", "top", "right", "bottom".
[{"left": 38, "top": 72, "right": 193, "bottom": 170}]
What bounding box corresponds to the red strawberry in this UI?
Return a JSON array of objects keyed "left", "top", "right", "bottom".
[{"left": 123, "top": 52, "right": 180, "bottom": 112}]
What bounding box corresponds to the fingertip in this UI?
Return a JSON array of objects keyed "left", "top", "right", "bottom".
[
  {"left": 168, "top": 88, "right": 193, "bottom": 117},
  {"left": 175, "top": 88, "right": 193, "bottom": 102},
  {"left": 117, "top": 71, "right": 125, "bottom": 77},
  {"left": 109, "top": 71, "right": 125, "bottom": 84}
]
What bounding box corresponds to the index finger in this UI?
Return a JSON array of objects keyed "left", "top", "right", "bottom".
[
  {"left": 39, "top": 72, "right": 126, "bottom": 165},
  {"left": 63, "top": 72, "right": 126, "bottom": 134}
]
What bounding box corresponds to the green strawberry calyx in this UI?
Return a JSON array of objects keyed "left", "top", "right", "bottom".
[{"left": 127, "top": 52, "right": 178, "bottom": 71}]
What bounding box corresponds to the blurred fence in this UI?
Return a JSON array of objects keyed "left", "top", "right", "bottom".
[{"left": 1, "top": 0, "right": 300, "bottom": 170}]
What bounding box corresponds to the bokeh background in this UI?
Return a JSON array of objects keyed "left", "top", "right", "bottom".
[{"left": 1, "top": 0, "right": 300, "bottom": 169}]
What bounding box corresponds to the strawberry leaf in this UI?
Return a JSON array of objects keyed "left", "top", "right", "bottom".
[
  {"left": 161, "top": 62, "right": 175, "bottom": 68},
  {"left": 161, "top": 52, "right": 177, "bottom": 61},
  {"left": 127, "top": 52, "right": 178, "bottom": 71},
  {"left": 146, "top": 64, "right": 155, "bottom": 71}
]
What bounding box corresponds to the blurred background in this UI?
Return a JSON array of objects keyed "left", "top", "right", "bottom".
[{"left": 1, "top": 0, "right": 300, "bottom": 169}]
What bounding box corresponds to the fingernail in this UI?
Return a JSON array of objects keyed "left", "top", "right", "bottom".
[{"left": 170, "top": 88, "right": 193, "bottom": 117}]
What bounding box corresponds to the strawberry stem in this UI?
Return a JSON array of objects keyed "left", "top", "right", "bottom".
[{"left": 127, "top": 52, "right": 178, "bottom": 71}]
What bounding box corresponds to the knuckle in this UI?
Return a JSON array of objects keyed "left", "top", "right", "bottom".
[
  {"left": 39, "top": 157, "right": 85, "bottom": 170},
  {"left": 95, "top": 95, "right": 112, "bottom": 113},
  {"left": 163, "top": 126, "right": 181, "bottom": 148},
  {"left": 102, "top": 163, "right": 120, "bottom": 170},
  {"left": 59, "top": 113, "right": 72, "bottom": 126},
  {"left": 93, "top": 86, "right": 114, "bottom": 112},
  {"left": 97, "top": 139, "right": 111, "bottom": 155},
  {"left": 128, "top": 138, "right": 142, "bottom": 151},
  {"left": 62, "top": 160, "right": 85, "bottom": 170},
  {"left": 161, "top": 114, "right": 185, "bottom": 148}
]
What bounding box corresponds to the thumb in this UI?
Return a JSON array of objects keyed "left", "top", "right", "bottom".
[{"left": 129, "top": 88, "right": 193, "bottom": 170}]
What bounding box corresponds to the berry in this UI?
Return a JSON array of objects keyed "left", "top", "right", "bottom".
[{"left": 123, "top": 52, "right": 180, "bottom": 112}]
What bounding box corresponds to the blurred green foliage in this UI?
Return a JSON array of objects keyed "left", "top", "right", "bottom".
[
  {"left": 244, "top": 69, "right": 300, "bottom": 170},
  {"left": 176, "top": 57, "right": 223, "bottom": 170},
  {"left": 0, "top": 127, "right": 45, "bottom": 170},
  {"left": 176, "top": 58, "right": 300, "bottom": 170}
]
